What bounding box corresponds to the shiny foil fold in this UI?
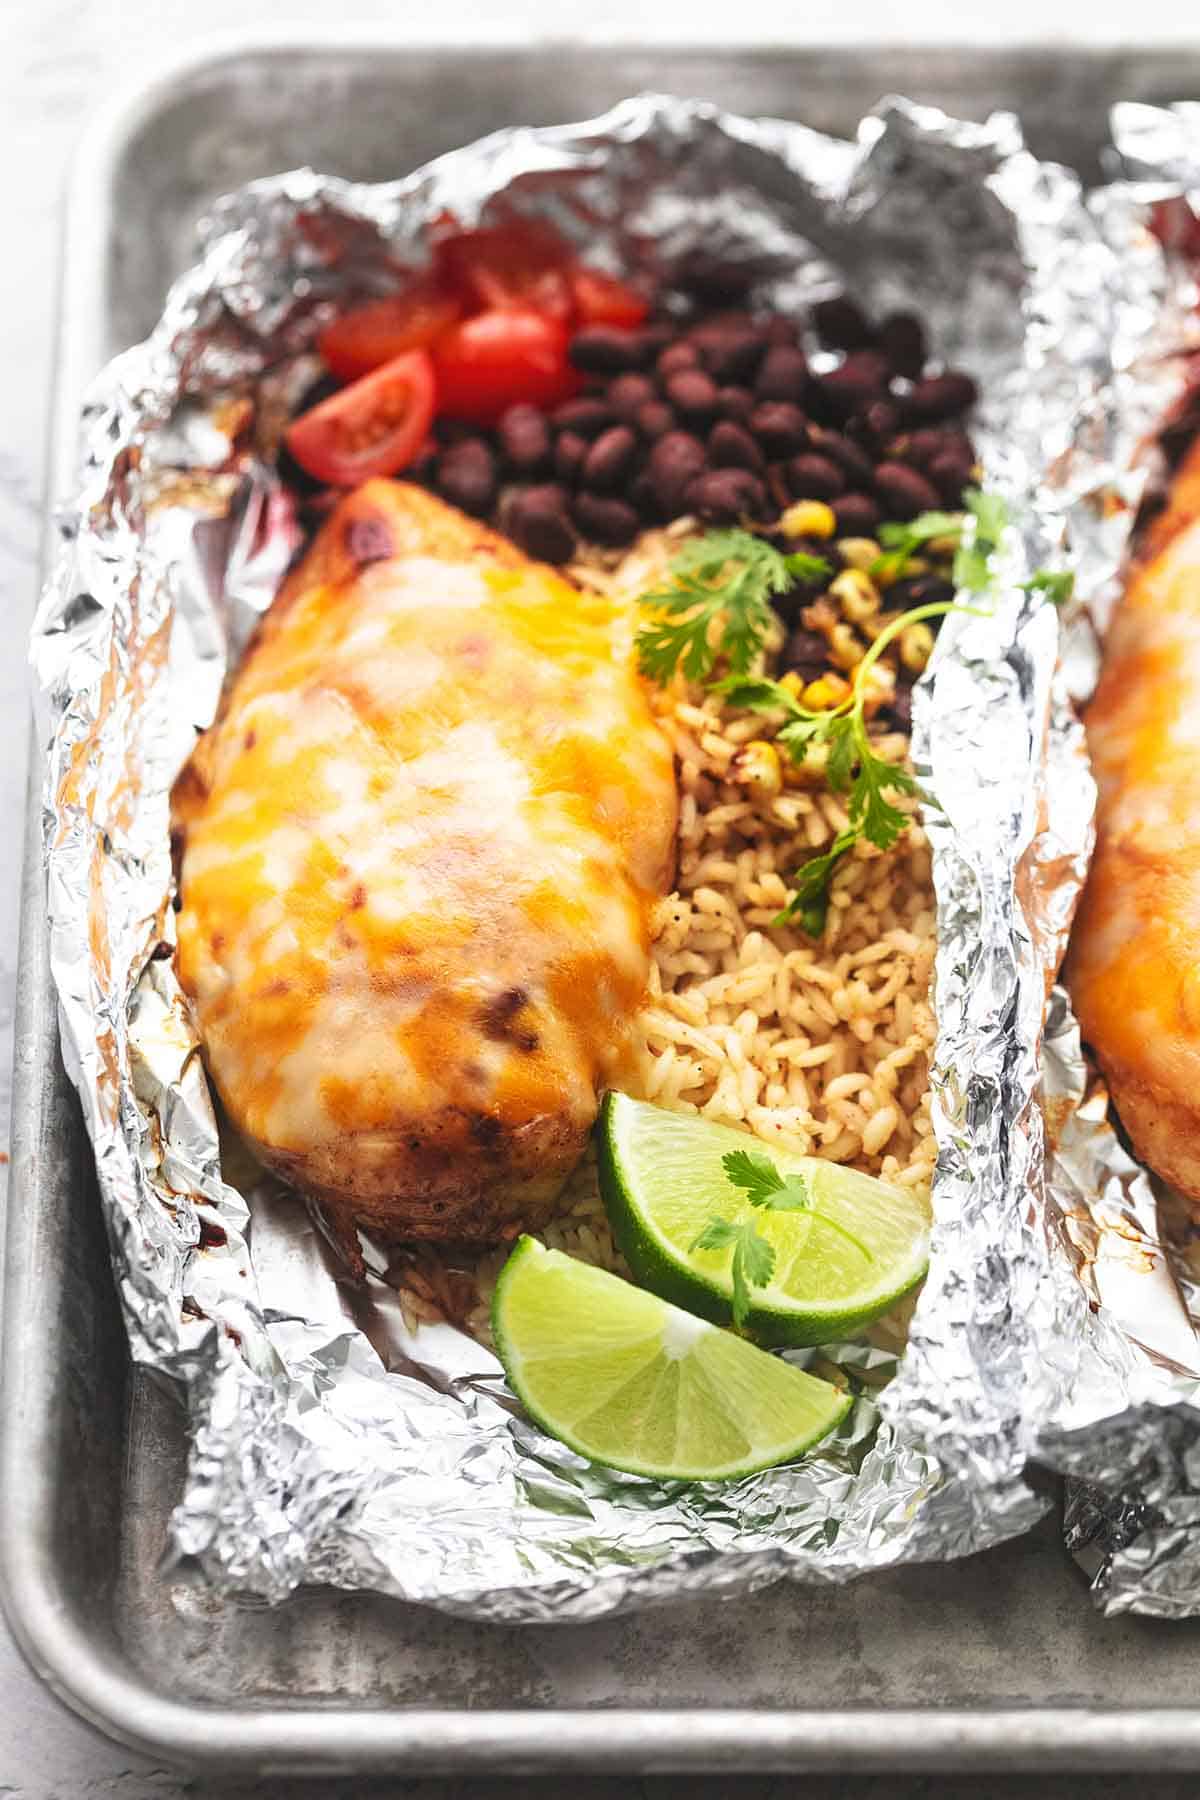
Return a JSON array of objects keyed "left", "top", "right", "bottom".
[{"left": 26, "top": 93, "right": 1182, "bottom": 1619}]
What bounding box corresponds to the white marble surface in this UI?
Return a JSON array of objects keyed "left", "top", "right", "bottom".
[{"left": 5, "top": 3, "right": 1200, "bottom": 1795}]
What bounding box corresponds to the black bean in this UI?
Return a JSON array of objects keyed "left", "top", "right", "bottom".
[
  {"left": 552, "top": 398, "right": 615, "bottom": 438},
  {"left": 648, "top": 431, "right": 708, "bottom": 514},
  {"left": 635, "top": 401, "right": 675, "bottom": 441},
  {"left": 810, "top": 427, "right": 876, "bottom": 489},
  {"left": 497, "top": 404, "right": 551, "bottom": 475},
  {"left": 715, "top": 385, "right": 755, "bottom": 423},
  {"left": 812, "top": 351, "right": 889, "bottom": 422},
  {"left": 781, "top": 626, "right": 830, "bottom": 678},
  {"left": 708, "top": 420, "right": 765, "bottom": 472},
  {"left": 750, "top": 401, "right": 808, "bottom": 458},
  {"left": 754, "top": 345, "right": 808, "bottom": 403},
  {"left": 657, "top": 341, "right": 700, "bottom": 378},
  {"left": 665, "top": 369, "right": 720, "bottom": 425},
  {"left": 582, "top": 425, "right": 638, "bottom": 492},
  {"left": 503, "top": 485, "right": 577, "bottom": 564},
  {"left": 607, "top": 372, "right": 658, "bottom": 421},
  {"left": 630, "top": 469, "right": 661, "bottom": 520},
  {"left": 436, "top": 439, "right": 496, "bottom": 517},
  {"left": 554, "top": 431, "right": 588, "bottom": 484},
  {"left": 882, "top": 575, "right": 955, "bottom": 611},
  {"left": 928, "top": 452, "right": 974, "bottom": 506},
  {"left": 878, "top": 310, "right": 927, "bottom": 379},
  {"left": 873, "top": 462, "right": 941, "bottom": 520},
  {"left": 812, "top": 294, "right": 876, "bottom": 351},
  {"left": 691, "top": 327, "right": 766, "bottom": 384},
  {"left": 786, "top": 452, "right": 845, "bottom": 501},
  {"left": 904, "top": 371, "right": 978, "bottom": 421},
  {"left": 568, "top": 326, "right": 647, "bottom": 374},
  {"left": 833, "top": 492, "right": 881, "bottom": 535},
  {"left": 854, "top": 398, "right": 902, "bottom": 449},
  {"left": 888, "top": 427, "right": 948, "bottom": 470},
  {"left": 573, "top": 492, "right": 640, "bottom": 547},
  {"left": 684, "top": 468, "right": 767, "bottom": 524}
]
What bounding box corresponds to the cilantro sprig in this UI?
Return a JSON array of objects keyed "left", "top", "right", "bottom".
[
  {"left": 871, "top": 489, "right": 1010, "bottom": 592},
  {"left": 718, "top": 597, "right": 974, "bottom": 933},
  {"left": 636, "top": 530, "right": 831, "bottom": 685},
  {"left": 690, "top": 1148, "right": 873, "bottom": 1328}
]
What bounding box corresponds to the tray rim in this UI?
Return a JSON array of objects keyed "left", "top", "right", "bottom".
[{"left": 7, "top": 24, "right": 1200, "bottom": 1775}]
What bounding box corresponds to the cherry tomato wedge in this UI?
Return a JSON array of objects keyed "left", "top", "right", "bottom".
[
  {"left": 569, "top": 266, "right": 650, "bottom": 330},
  {"left": 432, "top": 309, "right": 578, "bottom": 425},
  {"left": 434, "top": 219, "right": 574, "bottom": 318},
  {"left": 285, "top": 350, "right": 436, "bottom": 486},
  {"left": 317, "top": 279, "right": 461, "bottom": 381}
]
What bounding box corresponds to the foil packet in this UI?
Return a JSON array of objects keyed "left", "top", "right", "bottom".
[{"left": 26, "top": 93, "right": 1190, "bottom": 1620}]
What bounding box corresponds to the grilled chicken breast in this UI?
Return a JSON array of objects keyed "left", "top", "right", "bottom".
[
  {"left": 1068, "top": 439, "right": 1200, "bottom": 1202},
  {"left": 174, "top": 480, "right": 677, "bottom": 1252}
]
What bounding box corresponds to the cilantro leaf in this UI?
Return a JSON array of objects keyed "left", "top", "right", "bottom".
[
  {"left": 872, "top": 509, "right": 966, "bottom": 583},
  {"left": 964, "top": 487, "right": 1010, "bottom": 544},
  {"left": 852, "top": 745, "right": 919, "bottom": 853},
  {"left": 637, "top": 530, "right": 819, "bottom": 685},
  {"left": 738, "top": 1222, "right": 776, "bottom": 1294},
  {"left": 777, "top": 716, "right": 831, "bottom": 763},
  {"left": 1023, "top": 567, "right": 1074, "bottom": 607},
  {"left": 784, "top": 550, "right": 834, "bottom": 582},
  {"left": 722, "top": 1148, "right": 785, "bottom": 1206},
  {"left": 712, "top": 673, "right": 798, "bottom": 713},
  {"left": 773, "top": 828, "right": 857, "bottom": 934},
  {"left": 824, "top": 714, "right": 857, "bottom": 795},
  {"left": 690, "top": 1216, "right": 740, "bottom": 1254},
  {"left": 953, "top": 488, "right": 1010, "bottom": 592}
]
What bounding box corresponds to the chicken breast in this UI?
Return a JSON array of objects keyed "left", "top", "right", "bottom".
[
  {"left": 1068, "top": 439, "right": 1200, "bottom": 1202},
  {"left": 174, "top": 480, "right": 677, "bottom": 1251}
]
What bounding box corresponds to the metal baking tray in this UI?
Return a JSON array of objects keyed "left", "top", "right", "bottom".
[{"left": 9, "top": 29, "right": 1200, "bottom": 1778}]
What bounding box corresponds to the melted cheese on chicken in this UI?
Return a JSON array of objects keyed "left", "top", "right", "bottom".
[{"left": 174, "top": 481, "right": 677, "bottom": 1246}]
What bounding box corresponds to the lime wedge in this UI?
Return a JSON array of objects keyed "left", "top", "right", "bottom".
[
  {"left": 597, "top": 1092, "right": 930, "bottom": 1346},
  {"left": 492, "top": 1237, "right": 851, "bottom": 1481}
]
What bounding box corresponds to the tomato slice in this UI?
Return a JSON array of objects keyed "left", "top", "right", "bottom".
[
  {"left": 434, "top": 219, "right": 574, "bottom": 318},
  {"left": 318, "top": 279, "right": 461, "bottom": 381},
  {"left": 284, "top": 350, "right": 436, "bottom": 486},
  {"left": 569, "top": 266, "right": 650, "bottom": 330},
  {"left": 432, "top": 309, "right": 578, "bottom": 425}
]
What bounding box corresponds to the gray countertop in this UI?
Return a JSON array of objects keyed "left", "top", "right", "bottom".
[{"left": 4, "top": 4, "right": 1200, "bottom": 1795}]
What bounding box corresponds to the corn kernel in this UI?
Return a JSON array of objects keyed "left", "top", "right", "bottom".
[
  {"left": 802, "top": 672, "right": 851, "bottom": 710},
  {"left": 777, "top": 670, "right": 806, "bottom": 701},
  {"left": 830, "top": 568, "right": 880, "bottom": 623},
  {"left": 836, "top": 537, "right": 882, "bottom": 571},
  {"left": 731, "top": 739, "right": 782, "bottom": 796},
  {"left": 829, "top": 621, "right": 863, "bottom": 671},
  {"left": 781, "top": 500, "right": 836, "bottom": 540},
  {"left": 858, "top": 662, "right": 895, "bottom": 716},
  {"left": 899, "top": 622, "right": 935, "bottom": 673}
]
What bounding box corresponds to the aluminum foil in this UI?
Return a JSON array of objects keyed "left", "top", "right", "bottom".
[{"left": 26, "top": 93, "right": 1179, "bottom": 1619}]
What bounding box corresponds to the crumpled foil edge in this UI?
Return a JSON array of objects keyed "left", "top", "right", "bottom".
[{"left": 27, "top": 91, "right": 1187, "bottom": 1619}]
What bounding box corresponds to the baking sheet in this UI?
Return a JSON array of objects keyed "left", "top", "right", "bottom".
[{"left": 11, "top": 36, "right": 1200, "bottom": 1775}]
